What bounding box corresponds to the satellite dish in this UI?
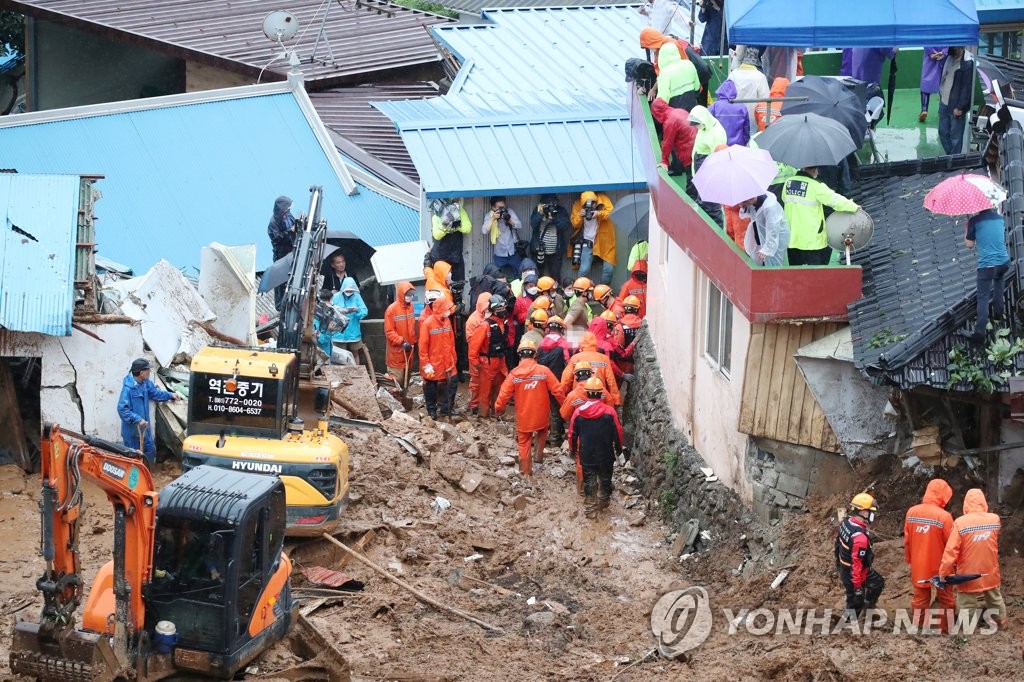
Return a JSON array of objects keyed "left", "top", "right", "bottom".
[
  {"left": 263, "top": 10, "right": 299, "bottom": 44},
  {"left": 826, "top": 208, "right": 874, "bottom": 265}
]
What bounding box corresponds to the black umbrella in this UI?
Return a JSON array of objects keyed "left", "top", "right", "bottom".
[
  {"left": 917, "top": 573, "right": 986, "bottom": 588},
  {"left": 753, "top": 113, "right": 857, "bottom": 169},
  {"left": 781, "top": 75, "right": 868, "bottom": 146},
  {"left": 886, "top": 56, "right": 898, "bottom": 124},
  {"left": 258, "top": 243, "right": 341, "bottom": 293}
]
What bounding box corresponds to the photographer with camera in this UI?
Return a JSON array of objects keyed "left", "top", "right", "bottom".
[
  {"left": 570, "top": 191, "right": 617, "bottom": 286},
  {"left": 483, "top": 196, "right": 523, "bottom": 272},
  {"left": 529, "top": 193, "right": 571, "bottom": 281},
  {"left": 429, "top": 198, "right": 472, "bottom": 282}
]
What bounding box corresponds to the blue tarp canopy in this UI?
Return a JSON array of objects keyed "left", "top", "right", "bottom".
[{"left": 726, "top": 0, "right": 980, "bottom": 47}]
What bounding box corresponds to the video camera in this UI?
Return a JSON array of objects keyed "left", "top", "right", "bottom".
[
  {"left": 441, "top": 202, "right": 462, "bottom": 231},
  {"left": 315, "top": 298, "right": 349, "bottom": 335}
]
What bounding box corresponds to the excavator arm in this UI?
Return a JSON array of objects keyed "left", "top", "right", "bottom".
[{"left": 12, "top": 423, "right": 158, "bottom": 680}]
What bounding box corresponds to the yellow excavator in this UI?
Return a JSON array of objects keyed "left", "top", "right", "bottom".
[{"left": 182, "top": 187, "right": 350, "bottom": 536}]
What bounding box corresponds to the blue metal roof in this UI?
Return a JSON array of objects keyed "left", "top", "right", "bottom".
[
  {"left": 433, "top": 6, "right": 646, "bottom": 101},
  {"left": 375, "top": 6, "right": 649, "bottom": 197},
  {"left": 977, "top": 0, "right": 1024, "bottom": 24},
  {"left": 373, "top": 96, "right": 646, "bottom": 197},
  {"left": 0, "top": 174, "right": 81, "bottom": 335},
  {"left": 0, "top": 86, "right": 418, "bottom": 273}
]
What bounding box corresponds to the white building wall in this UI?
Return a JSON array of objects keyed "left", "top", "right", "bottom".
[
  {"left": 647, "top": 200, "right": 752, "bottom": 497},
  {"left": 0, "top": 323, "right": 144, "bottom": 442}
]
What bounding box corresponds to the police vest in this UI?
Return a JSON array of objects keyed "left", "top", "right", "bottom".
[
  {"left": 485, "top": 319, "right": 506, "bottom": 358},
  {"left": 834, "top": 517, "right": 873, "bottom": 568}
]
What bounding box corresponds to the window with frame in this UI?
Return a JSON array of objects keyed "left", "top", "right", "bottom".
[{"left": 705, "top": 281, "right": 733, "bottom": 376}]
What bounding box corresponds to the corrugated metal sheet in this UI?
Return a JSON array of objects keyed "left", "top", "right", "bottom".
[
  {"left": 0, "top": 174, "right": 82, "bottom": 335},
  {"left": 433, "top": 6, "right": 647, "bottom": 99},
  {"left": 373, "top": 95, "right": 646, "bottom": 196},
  {"left": 9, "top": 0, "right": 452, "bottom": 84},
  {"left": 738, "top": 322, "right": 842, "bottom": 454},
  {"left": 447, "top": 0, "right": 626, "bottom": 15},
  {"left": 309, "top": 83, "right": 441, "bottom": 184},
  {"left": 0, "top": 88, "right": 418, "bottom": 272}
]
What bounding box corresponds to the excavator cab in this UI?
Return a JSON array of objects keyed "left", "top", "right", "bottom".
[{"left": 139, "top": 466, "right": 293, "bottom": 678}]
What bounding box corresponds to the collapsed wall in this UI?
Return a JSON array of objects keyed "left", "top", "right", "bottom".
[{"left": 622, "top": 327, "right": 774, "bottom": 552}]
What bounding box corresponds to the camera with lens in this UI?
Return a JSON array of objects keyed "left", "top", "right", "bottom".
[
  {"left": 495, "top": 206, "right": 509, "bottom": 220},
  {"left": 583, "top": 200, "right": 597, "bottom": 221},
  {"left": 450, "top": 280, "right": 467, "bottom": 297},
  {"left": 542, "top": 203, "right": 559, "bottom": 216}
]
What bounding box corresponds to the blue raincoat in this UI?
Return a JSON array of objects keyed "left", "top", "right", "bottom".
[
  {"left": 318, "top": 277, "right": 367, "bottom": 352},
  {"left": 117, "top": 373, "right": 174, "bottom": 460}
]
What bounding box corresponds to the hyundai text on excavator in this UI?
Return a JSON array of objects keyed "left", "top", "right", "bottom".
[
  {"left": 10, "top": 424, "right": 294, "bottom": 681},
  {"left": 182, "top": 186, "right": 351, "bottom": 535}
]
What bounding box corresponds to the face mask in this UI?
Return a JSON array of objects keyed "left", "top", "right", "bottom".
[
  {"left": 564, "top": 290, "right": 573, "bottom": 298},
  {"left": 868, "top": 511, "right": 876, "bottom": 524},
  {"left": 405, "top": 294, "right": 414, "bottom": 303},
  {"left": 526, "top": 286, "right": 539, "bottom": 296}
]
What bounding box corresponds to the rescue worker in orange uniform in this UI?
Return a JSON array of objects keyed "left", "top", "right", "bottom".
[
  {"left": 561, "top": 332, "right": 622, "bottom": 405},
  {"left": 469, "top": 295, "right": 509, "bottom": 418},
  {"left": 590, "top": 309, "right": 618, "bottom": 350},
  {"left": 568, "top": 376, "right": 623, "bottom": 518},
  {"left": 835, "top": 493, "right": 885, "bottom": 616},
  {"left": 940, "top": 488, "right": 1006, "bottom": 627},
  {"left": 610, "top": 295, "right": 644, "bottom": 379},
  {"left": 419, "top": 288, "right": 443, "bottom": 324},
  {"left": 495, "top": 338, "right": 567, "bottom": 482},
  {"left": 904, "top": 479, "right": 956, "bottom": 632},
  {"left": 618, "top": 260, "right": 648, "bottom": 319},
  {"left": 465, "top": 292, "right": 491, "bottom": 414},
  {"left": 418, "top": 295, "right": 458, "bottom": 419},
  {"left": 526, "top": 294, "right": 552, "bottom": 322},
  {"left": 383, "top": 281, "right": 418, "bottom": 390},
  {"left": 593, "top": 284, "right": 624, "bottom": 319},
  {"left": 424, "top": 260, "right": 453, "bottom": 302}
]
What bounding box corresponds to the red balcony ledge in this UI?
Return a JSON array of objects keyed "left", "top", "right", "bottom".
[{"left": 630, "top": 90, "right": 862, "bottom": 323}]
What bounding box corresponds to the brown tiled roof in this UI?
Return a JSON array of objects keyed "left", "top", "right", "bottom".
[
  {"left": 309, "top": 82, "right": 439, "bottom": 188},
  {"left": 7, "top": 0, "right": 452, "bottom": 85}
]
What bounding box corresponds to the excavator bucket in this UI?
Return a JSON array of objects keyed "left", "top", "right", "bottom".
[{"left": 10, "top": 621, "right": 120, "bottom": 682}]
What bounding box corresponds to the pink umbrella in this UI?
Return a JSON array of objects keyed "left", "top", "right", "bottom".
[
  {"left": 923, "top": 174, "right": 1007, "bottom": 216},
  {"left": 692, "top": 145, "right": 778, "bottom": 206}
]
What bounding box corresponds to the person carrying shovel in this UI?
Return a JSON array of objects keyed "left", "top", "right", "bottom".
[
  {"left": 384, "top": 281, "right": 418, "bottom": 391},
  {"left": 117, "top": 357, "right": 180, "bottom": 463}
]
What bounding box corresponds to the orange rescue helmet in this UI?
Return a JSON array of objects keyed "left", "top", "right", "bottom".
[
  {"left": 537, "top": 276, "right": 556, "bottom": 292},
  {"left": 517, "top": 338, "right": 538, "bottom": 356},
  {"left": 546, "top": 315, "right": 566, "bottom": 331},
  {"left": 529, "top": 309, "right": 550, "bottom": 327},
  {"left": 533, "top": 295, "right": 552, "bottom": 310},
  {"left": 573, "top": 360, "right": 594, "bottom": 378},
  {"left": 594, "top": 284, "right": 613, "bottom": 302},
  {"left": 583, "top": 376, "right": 605, "bottom": 397},
  {"left": 572, "top": 276, "right": 593, "bottom": 293}
]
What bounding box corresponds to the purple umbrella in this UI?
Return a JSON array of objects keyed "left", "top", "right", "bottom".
[{"left": 692, "top": 145, "right": 778, "bottom": 206}]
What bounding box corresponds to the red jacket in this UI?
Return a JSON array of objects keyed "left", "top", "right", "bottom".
[
  {"left": 651, "top": 99, "right": 696, "bottom": 167},
  {"left": 939, "top": 489, "right": 1001, "bottom": 592},
  {"left": 904, "top": 479, "right": 955, "bottom": 585},
  {"left": 383, "top": 281, "right": 417, "bottom": 369},
  {"left": 418, "top": 308, "right": 456, "bottom": 381},
  {"left": 495, "top": 357, "right": 566, "bottom": 432},
  {"left": 568, "top": 399, "right": 623, "bottom": 466}
]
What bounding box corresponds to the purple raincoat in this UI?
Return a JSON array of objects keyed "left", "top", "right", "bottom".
[
  {"left": 851, "top": 47, "right": 896, "bottom": 85},
  {"left": 920, "top": 47, "right": 948, "bottom": 94},
  {"left": 840, "top": 48, "right": 853, "bottom": 77},
  {"left": 707, "top": 79, "right": 751, "bottom": 146}
]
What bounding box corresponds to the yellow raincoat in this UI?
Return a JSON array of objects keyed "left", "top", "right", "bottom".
[{"left": 570, "top": 191, "right": 616, "bottom": 266}]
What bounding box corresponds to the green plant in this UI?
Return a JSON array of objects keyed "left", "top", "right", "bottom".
[
  {"left": 392, "top": 0, "right": 459, "bottom": 18},
  {"left": 867, "top": 326, "right": 907, "bottom": 349},
  {"left": 664, "top": 448, "right": 678, "bottom": 480},
  {"left": 659, "top": 488, "right": 678, "bottom": 518},
  {"left": 947, "top": 329, "right": 1024, "bottom": 393}
]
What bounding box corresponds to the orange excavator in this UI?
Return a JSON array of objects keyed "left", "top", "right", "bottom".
[{"left": 10, "top": 424, "right": 294, "bottom": 680}]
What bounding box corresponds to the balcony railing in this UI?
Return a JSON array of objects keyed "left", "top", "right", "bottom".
[{"left": 630, "top": 89, "right": 863, "bottom": 323}]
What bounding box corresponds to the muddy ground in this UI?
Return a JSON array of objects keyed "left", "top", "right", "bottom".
[{"left": 1, "top": 396, "right": 1022, "bottom": 681}]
